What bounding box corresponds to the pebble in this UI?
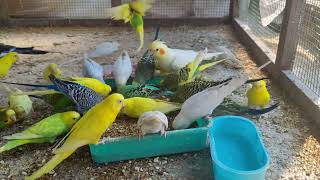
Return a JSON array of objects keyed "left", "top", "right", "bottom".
[
  {"left": 134, "top": 167, "right": 140, "bottom": 171},
  {"left": 155, "top": 166, "right": 160, "bottom": 170},
  {"left": 0, "top": 160, "right": 4, "bottom": 164},
  {"left": 153, "top": 157, "right": 159, "bottom": 163},
  {"left": 21, "top": 171, "right": 27, "bottom": 176}
]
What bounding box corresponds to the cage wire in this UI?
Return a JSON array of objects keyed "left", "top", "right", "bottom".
[
  {"left": 238, "top": 0, "right": 285, "bottom": 55},
  {"left": 6, "top": 0, "right": 230, "bottom": 19},
  {"left": 292, "top": 0, "right": 320, "bottom": 96}
]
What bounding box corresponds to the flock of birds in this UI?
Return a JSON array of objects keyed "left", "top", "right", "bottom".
[{"left": 0, "top": 0, "right": 278, "bottom": 179}]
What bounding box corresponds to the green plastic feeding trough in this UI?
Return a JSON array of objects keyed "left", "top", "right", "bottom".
[{"left": 89, "top": 120, "right": 209, "bottom": 163}]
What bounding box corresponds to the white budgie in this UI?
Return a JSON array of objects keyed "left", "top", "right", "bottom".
[
  {"left": 172, "top": 76, "right": 247, "bottom": 130},
  {"left": 113, "top": 50, "right": 132, "bottom": 88},
  {"left": 148, "top": 40, "right": 223, "bottom": 73},
  {"left": 83, "top": 54, "right": 105, "bottom": 83},
  {"left": 87, "top": 41, "right": 119, "bottom": 58},
  {"left": 137, "top": 111, "right": 168, "bottom": 138}
]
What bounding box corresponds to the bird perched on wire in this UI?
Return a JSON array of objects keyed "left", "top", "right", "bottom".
[
  {"left": 0, "top": 52, "right": 19, "bottom": 78},
  {"left": 82, "top": 54, "right": 105, "bottom": 83},
  {"left": 246, "top": 80, "right": 271, "bottom": 109},
  {"left": 110, "top": 0, "right": 154, "bottom": 52},
  {"left": 123, "top": 97, "right": 181, "bottom": 118},
  {"left": 0, "top": 111, "right": 80, "bottom": 153},
  {"left": 113, "top": 51, "right": 133, "bottom": 90},
  {"left": 137, "top": 111, "right": 168, "bottom": 138},
  {"left": 134, "top": 26, "right": 160, "bottom": 84},
  {"left": 25, "top": 94, "right": 124, "bottom": 180},
  {"left": 0, "top": 43, "right": 49, "bottom": 57},
  {"left": 148, "top": 40, "right": 224, "bottom": 73},
  {"left": 43, "top": 63, "right": 62, "bottom": 82}
]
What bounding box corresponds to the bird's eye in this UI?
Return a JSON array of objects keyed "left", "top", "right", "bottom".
[
  {"left": 118, "top": 100, "right": 123, "bottom": 104},
  {"left": 156, "top": 48, "right": 159, "bottom": 52}
]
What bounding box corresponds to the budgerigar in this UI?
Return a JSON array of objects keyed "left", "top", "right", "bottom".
[
  {"left": 0, "top": 52, "right": 18, "bottom": 78},
  {"left": 0, "top": 77, "right": 111, "bottom": 97},
  {"left": 134, "top": 26, "right": 160, "bottom": 84},
  {"left": 246, "top": 80, "right": 270, "bottom": 109},
  {"left": 173, "top": 76, "right": 248, "bottom": 130},
  {"left": 25, "top": 94, "right": 124, "bottom": 180},
  {"left": 49, "top": 75, "right": 103, "bottom": 114},
  {"left": 118, "top": 84, "right": 173, "bottom": 99},
  {"left": 149, "top": 40, "right": 223, "bottom": 73},
  {"left": 0, "top": 111, "right": 80, "bottom": 153},
  {"left": 123, "top": 97, "right": 181, "bottom": 118},
  {"left": 43, "top": 63, "right": 62, "bottom": 82},
  {"left": 7, "top": 87, "right": 33, "bottom": 120},
  {"left": 113, "top": 51, "right": 132, "bottom": 89},
  {"left": 83, "top": 54, "right": 105, "bottom": 83},
  {"left": 110, "top": 0, "right": 154, "bottom": 52},
  {"left": 0, "top": 43, "right": 48, "bottom": 57},
  {"left": 137, "top": 111, "right": 168, "bottom": 138},
  {"left": 171, "top": 77, "right": 268, "bottom": 103},
  {"left": 87, "top": 41, "right": 119, "bottom": 58},
  {"left": 0, "top": 109, "right": 16, "bottom": 128}
]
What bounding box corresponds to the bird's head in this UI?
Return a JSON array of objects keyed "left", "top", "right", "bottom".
[
  {"left": 62, "top": 111, "right": 81, "bottom": 126},
  {"left": 106, "top": 93, "right": 125, "bottom": 112},
  {"left": 101, "top": 84, "right": 112, "bottom": 97},
  {"left": 149, "top": 40, "right": 168, "bottom": 59},
  {"left": 252, "top": 80, "right": 267, "bottom": 88},
  {"left": 49, "top": 63, "right": 61, "bottom": 75},
  {"left": 5, "top": 109, "right": 17, "bottom": 125}
]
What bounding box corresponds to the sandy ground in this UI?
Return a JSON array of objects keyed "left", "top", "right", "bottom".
[{"left": 0, "top": 25, "right": 319, "bottom": 180}]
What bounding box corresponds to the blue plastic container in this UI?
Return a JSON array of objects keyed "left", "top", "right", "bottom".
[{"left": 209, "top": 116, "right": 269, "bottom": 180}]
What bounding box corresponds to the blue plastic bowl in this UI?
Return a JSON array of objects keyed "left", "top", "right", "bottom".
[{"left": 209, "top": 116, "right": 269, "bottom": 180}]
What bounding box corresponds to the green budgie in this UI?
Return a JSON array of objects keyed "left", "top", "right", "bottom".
[
  {"left": 0, "top": 111, "right": 80, "bottom": 153},
  {"left": 119, "top": 84, "right": 173, "bottom": 99}
]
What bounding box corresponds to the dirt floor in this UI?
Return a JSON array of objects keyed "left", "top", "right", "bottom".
[{"left": 0, "top": 25, "right": 319, "bottom": 180}]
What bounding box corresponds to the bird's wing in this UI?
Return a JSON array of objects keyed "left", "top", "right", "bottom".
[
  {"left": 110, "top": 3, "right": 131, "bottom": 23},
  {"left": 3, "top": 115, "right": 64, "bottom": 140},
  {"left": 130, "top": 0, "right": 154, "bottom": 16}
]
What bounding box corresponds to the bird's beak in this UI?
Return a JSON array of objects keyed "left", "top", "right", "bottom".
[
  {"left": 11, "top": 115, "right": 17, "bottom": 122},
  {"left": 121, "top": 101, "right": 125, "bottom": 108}
]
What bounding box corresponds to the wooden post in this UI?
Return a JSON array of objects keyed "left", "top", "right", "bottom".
[
  {"left": 0, "top": 0, "right": 9, "bottom": 24},
  {"left": 111, "top": 0, "right": 122, "bottom": 7},
  {"left": 231, "top": 0, "right": 239, "bottom": 18},
  {"left": 275, "top": 0, "right": 305, "bottom": 70}
]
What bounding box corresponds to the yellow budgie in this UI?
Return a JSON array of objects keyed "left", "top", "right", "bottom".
[
  {"left": 0, "top": 52, "right": 19, "bottom": 78},
  {"left": 110, "top": 0, "right": 154, "bottom": 52},
  {"left": 0, "top": 109, "right": 16, "bottom": 128},
  {"left": 25, "top": 93, "right": 124, "bottom": 180},
  {"left": 43, "top": 63, "right": 62, "bottom": 81},
  {"left": 123, "top": 97, "right": 181, "bottom": 118},
  {"left": 246, "top": 80, "right": 270, "bottom": 109}
]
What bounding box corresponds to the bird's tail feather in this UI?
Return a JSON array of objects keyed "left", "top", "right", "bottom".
[
  {"left": 137, "top": 30, "right": 144, "bottom": 52},
  {"left": 0, "top": 81, "right": 56, "bottom": 89},
  {"left": 0, "top": 139, "right": 31, "bottom": 153},
  {"left": 25, "top": 150, "right": 75, "bottom": 180},
  {"left": 13, "top": 90, "right": 59, "bottom": 96},
  {"left": 247, "top": 103, "right": 279, "bottom": 115},
  {"left": 15, "top": 47, "right": 49, "bottom": 55}
]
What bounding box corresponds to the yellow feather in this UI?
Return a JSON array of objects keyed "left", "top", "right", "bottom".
[
  {"left": 64, "top": 77, "right": 112, "bottom": 97},
  {"left": 43, "top": 63, "right": 62, "bottom": 82},
  {"left": 246, "top": 80, "right": 270, "bottom": 109},
  {"left": 0, "top": 52, "right": 18, "bottom": 78},
  {"left": 129, "top": 0, "right": 154, "bottom": 16},
  {"left": 110, "top": 3, "right": 131, "bottom": 23},
  {"left": 26, "top": 94, "right": 124, "bottom": 180},
  {"left": 123, "top": 97, "right": 181, "bottom": 118}
]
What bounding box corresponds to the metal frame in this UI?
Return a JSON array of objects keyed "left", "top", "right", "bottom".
[{"left": 232, "top": 0, "right": 320, "bottom": 126}]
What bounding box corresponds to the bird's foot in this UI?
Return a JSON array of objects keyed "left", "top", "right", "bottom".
[{"left": 160, "top": 130, "right": 167, "bottom": 138}]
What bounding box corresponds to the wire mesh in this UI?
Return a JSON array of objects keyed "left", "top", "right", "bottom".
[
  {"left": 292, "top": 0, "right": 320, "bottom": 96},
  {"left": 238, "top": 0, "right": 285, "bottom": 55},
  {"left": 6, "top": 0, "right": 230, "bottom": 19}
]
